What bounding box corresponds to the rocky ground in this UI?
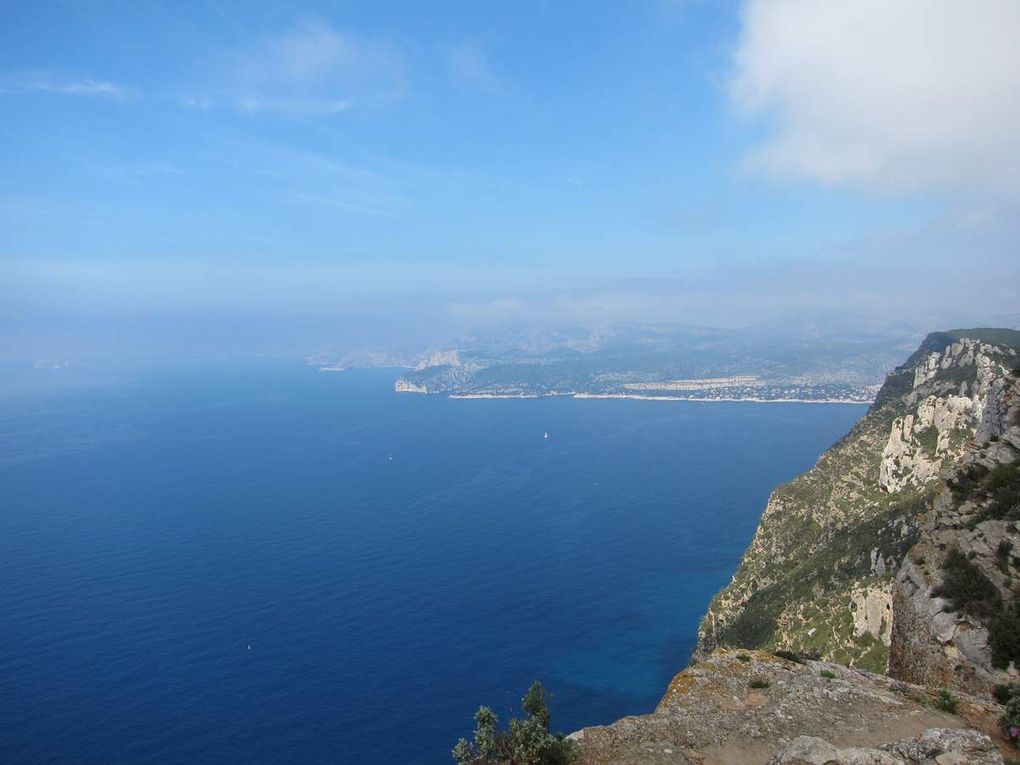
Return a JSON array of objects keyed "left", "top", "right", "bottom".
[{"left": 571, "top": 649, "right": 1008, "bottom": 764}]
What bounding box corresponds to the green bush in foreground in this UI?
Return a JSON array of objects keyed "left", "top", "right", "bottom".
[
  {"left": 936, "top": 688, "right": 959, "bottom": 714},
  {"left": 453, "top": 682, "right": 575, "bottom": 765},
  {"left": 934, "top": 547, "right": 1001, "bottom": 619},
  {"left": 990, "top": 600, "right": 1020, "bottom": 670},
  {"left": 1001, "top": 686, "right": 1020, "bottom": 747},
  {"left": 996, "top": 684, "right": 1020, "bottom": 704}
]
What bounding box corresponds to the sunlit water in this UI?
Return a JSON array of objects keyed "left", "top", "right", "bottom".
[{"left": 0, "top": 364, "right": 865, "bottom": 763}]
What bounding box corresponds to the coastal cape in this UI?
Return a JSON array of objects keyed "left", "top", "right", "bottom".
[{"left": 571, "top": 329, "right": 1020, "bottom": 764}]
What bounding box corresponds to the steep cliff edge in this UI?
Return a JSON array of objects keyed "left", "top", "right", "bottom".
[
  {"left": 888, "top": 346, "right": 1020, "bottom": 695},
  {"left": 696, "top": 330, "right": 1020, "bottom": 677},
  {"left": 568, "top": 330, "right": 1020, "bottom": 765}
]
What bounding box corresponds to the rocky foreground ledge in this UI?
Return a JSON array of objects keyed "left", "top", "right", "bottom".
[{"left": 570, "top": 649, "right": 1008, "bottom": 764}]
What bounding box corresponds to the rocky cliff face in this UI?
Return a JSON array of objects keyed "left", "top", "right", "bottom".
[
  {"left": 394, "top": 358, "right": 477, "bottom": 393},
  {"left": 569, "top": 330, "right": 1020, "bottom": 765},
  {"left": 697, "top": 330, "right": 1020, "bottom": 679},
  {"left": 887, "top": 348, "right": 1020, "bottom": 695}
]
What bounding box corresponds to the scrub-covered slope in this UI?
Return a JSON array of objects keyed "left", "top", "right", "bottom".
[{"left": 697, "top": 330, "right": 1020, "bottom": 674}]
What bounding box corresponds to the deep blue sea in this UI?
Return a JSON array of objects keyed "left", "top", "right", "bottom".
[{"left": 0, "top": 364, "right": 865, "bottom": 763}]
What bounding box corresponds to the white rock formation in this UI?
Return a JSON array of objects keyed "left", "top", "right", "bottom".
[
  {"left": 394, "top": 379, "right": 429, "bottom": 393},
  {"left": 850, "top": 585, "right": 893, "bottom": 646},
  {"left": 880, "top": 338, "right": 1014, "bottom": 493},
  {"left": 414, "top": 349, "right": 461, "bottom": 370}
]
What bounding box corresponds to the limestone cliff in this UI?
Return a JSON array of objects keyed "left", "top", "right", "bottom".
[
  {"left": 568, "top": 330, "right": 1020, "bottom": 765},
  {"left": 888, "top": 351, "right": 1020, "bottom": 695},
  {"left": 696, "top": 330, "right": 1020, "bottom": 676}
]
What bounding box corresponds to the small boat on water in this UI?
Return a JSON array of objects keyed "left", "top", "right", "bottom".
[{"left": 543, "top": 431, "right": 549, "bottom": 440}]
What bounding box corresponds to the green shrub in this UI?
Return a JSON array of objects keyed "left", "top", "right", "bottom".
[
  {"left": 951, "top": 462, "right": 1020, "bottom": 523},
  {"left": 936, "top": 688, "right": 959, "bottom": 713},
  {"left": 721, "top": 592, "right": 780, "bottom": 649},
  {"left": 748, "top": 679, "right": 770, "bottom": 689},
  {"left": 773, "top": 649, "right": 805, "bottom": 664},
  {"left": 934, "top": 547, "right": 1001, "bottom": 619},
  {"left": 820, "top": 669, "right": 836, "bottom": 679},
  {"left": 990, "top": 602, "right": 1020, "bottom": 670},
  {"left": 994, "top": 684, "right": 1020, "bottom": 704},
  {"left": 914, "top": 425, "right": 939, "bottom": 455},
  {"left": 1001, "top": 690, "right": 1020, "bottom": 744},
  {"left": 452, "top": 682, "right": 575, "bottom": 764},
  {"left": 948, "top": 464, "right": 990, "bottom": 503},
  {"left": 1000, "top": 540, "right": 1016, "bottom": 574},
  {"left": 986, "top": 464, "right": 1020, "bottom": 521}
]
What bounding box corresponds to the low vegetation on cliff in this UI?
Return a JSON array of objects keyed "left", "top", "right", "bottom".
[
  {"left": 452, "top": 682, "right": 575, "bottom": 765},
  {"left": 698, "top": 329, "right": 1020, "bottom": 679}
]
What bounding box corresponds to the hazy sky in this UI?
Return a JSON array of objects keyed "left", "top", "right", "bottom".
[{"left": 2, "top": 1, "right": 1019, "bottom": 362}]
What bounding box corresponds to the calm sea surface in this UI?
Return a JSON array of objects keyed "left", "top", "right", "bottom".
[{"left": 0, "top": 364, "right": 865, "bottom": 763}]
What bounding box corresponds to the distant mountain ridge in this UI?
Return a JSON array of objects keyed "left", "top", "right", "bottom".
[{"left": 342, "top": 324, "right": 918, "bottom": 401}]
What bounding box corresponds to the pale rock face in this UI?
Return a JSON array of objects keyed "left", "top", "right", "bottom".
[
  {"left": 871, "top": 548, "right": 889, "bottom": 576},
  {"left": 767, "top": 736, "right": 843, "bottom": 764},
  {"left": 888, "top": 555, "right": 1006, "bottom": 695},
  {"left": 850, "top": 585, "right": 893, "bottom": 646},
  {"left": 885, "top": 339, "right": 1020, "bottom": 696},
  {"left": 394, "top": 379, "right": 429, "bottom": 393},
  {"left": 879, "top": 398, "right": 971, "bottom": 492},
  {"left": 768, "top": 728, "right": 1003, "bottom": 765},
  {"left": 414, "top": 349, "right": 460, "bottom": 370},
  {"left": 882, "top": 728, "right": 1003, "bottom": 765},
  {"left": 879, "top": 338, "right": 1013, "bottom": 493}
]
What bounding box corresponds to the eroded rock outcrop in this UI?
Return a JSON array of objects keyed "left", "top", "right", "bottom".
[
  {"left": 572, "top": 649, "right": 1007, "bottom": 764},
  {"left": 698, "top": 330, "right": 1020, "bottom": 677},
  {"left": 888, "top": 359, "right": 1020, "bottom": 694},
  {"left": 879, "top": 339, "right": 1010, "bottom": 493},
  {"left": 769, "top": 727, "right": 1002, "bottom": 765}
]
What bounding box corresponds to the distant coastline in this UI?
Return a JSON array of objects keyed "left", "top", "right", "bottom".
[
  {"left": 448, "top": 393, "right": 548, "bottom": 399},
  {"left": 443, "top": 392, "right": 874, "bottom": 404},
  {"left": 572, "top": 393, "right": 873, "bottom": 404}
]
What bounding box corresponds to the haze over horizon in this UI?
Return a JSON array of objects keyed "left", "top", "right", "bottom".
[
  {"left": 6, "top": 7, "right": 1020, "bottom": 762},
  {"left": 3, "top": 1, "right": 1019, "bottom": 363}
]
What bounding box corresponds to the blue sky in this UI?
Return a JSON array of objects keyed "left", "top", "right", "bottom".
[{"left": 2, "top": 1, "right": 1019, "bottom": 361}]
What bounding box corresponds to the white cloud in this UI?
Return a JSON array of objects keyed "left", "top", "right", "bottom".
[
  {"left": 0, "top": 72, "right": 125, "bottom": 99},
  {"left": 731, "top": 0, "right": 1020, "bottom": 196}
]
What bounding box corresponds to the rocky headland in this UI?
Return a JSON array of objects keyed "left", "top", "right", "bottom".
[{"left": 570, "top": 329, "right": 1020, "bottom": 765}]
